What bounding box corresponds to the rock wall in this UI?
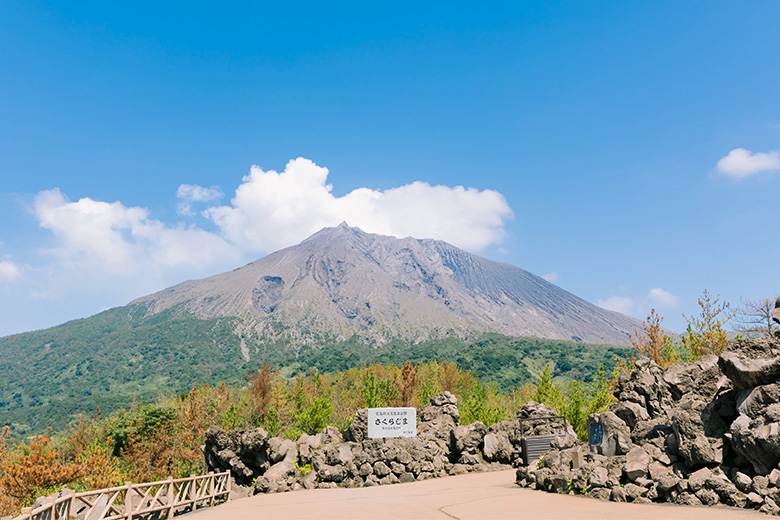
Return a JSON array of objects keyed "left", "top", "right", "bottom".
[
  {"left": 203, "top": 392, "right": 574, "bottom": 494},
  {"left": 516, "top": 334, "right": 780, "bottom": 516}
]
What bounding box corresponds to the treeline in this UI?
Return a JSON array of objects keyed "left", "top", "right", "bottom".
[
  {"left": 1, "top": 308, "right": 628, "bottom": 436},
  {"left": 0, "top": 360, "right": 614, "bottom": 516}
]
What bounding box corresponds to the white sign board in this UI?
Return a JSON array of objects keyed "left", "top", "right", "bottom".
[{"left": 367, "top": 407, "right": 417, "bottom": 439}]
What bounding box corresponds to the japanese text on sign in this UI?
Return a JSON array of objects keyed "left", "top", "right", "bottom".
[{"left": 367, "top": 407, "right": 417, "bottom": 439}]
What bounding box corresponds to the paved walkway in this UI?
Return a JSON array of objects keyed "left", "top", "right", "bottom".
[{"left": 193, "top": 469, "right": 768, "bottom": 520}]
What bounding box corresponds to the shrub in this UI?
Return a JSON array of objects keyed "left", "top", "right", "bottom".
[
  {"left": 630, "top": 309, "right": 675, "bottom": 368},
  {"left": 681, "top": 289, "right": 735, "bottom": 359},
  {"left": 0, "top": 429, "right": 87, "bottom": 505}
]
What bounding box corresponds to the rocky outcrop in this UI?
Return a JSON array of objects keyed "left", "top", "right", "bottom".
[
  {"left": 516, "top": 333, "right": 780, "bottom": 515},
  {"left": 204, "top": 391, "right": 539, "bottom": 494},
  {"left": 720, "top": 336, "right": 780, "bottom": 389},
  {"left": 203, "top": 425, "right": 271, "bottom": 484}
]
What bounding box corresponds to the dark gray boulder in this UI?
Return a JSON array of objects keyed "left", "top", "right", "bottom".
[
  {"left": 610, "top": 401, "right": 649, "bottom": 430},
  {"left": 612, "top": 358, "right": 671, "bottom": 418},
  {"left": 265, "top": 460, "right": 296, "bottom": 480},
  {"left": 623, "top": 446, "right": 650, "bottom": 481},
  {"left": 417, "top": 392, "right": 460, "bottom": 444},
  {"left": 482, "top": 431, "right": 513, "bottom": 464},
  {"left": 343, "top": 408, "right": 368, "bottom": 442},
  {"left": 727, "top": 383, "right": 780, "bottom": 474},
  {"left": 664, "top": 355, "right": 730, "bottom": 401},
  {"left": 730, "top": 414, "right": 780, "bottom": 475},
  {"left": 587, "top": 411, "right": 633, "bottom": 457},
  {"left": 451, "top": 421, "right": 487, "bottom": 456},
  {"left": 672, "top": 397, "right": 725, "bottom": 468},
  {"left": 268, "top": 437, "right": 297, "bottom": 463},
  {"left": 204, "top": 425, "right": 270, "bottom": 485},
  {"left": 719, "top": 336, "right": 780, "bottom": 390}
]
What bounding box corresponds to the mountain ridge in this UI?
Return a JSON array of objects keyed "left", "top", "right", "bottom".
[{"left": 131, "top": 223, "right": 641, "bottom": 347}]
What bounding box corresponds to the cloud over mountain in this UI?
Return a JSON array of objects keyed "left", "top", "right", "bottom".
[
  {"left": 33, "top": 188, "right": 242, "bottom": 278},
  {"left": 597, "top": 287, "right": 679, "bottom": 317},
  {"left": 204, "top": 158, "right": 514, "bottom": 253},
  {"left": 176, "top": 184, "right": 223, "bottom": 215},
  {"left": 31, "top": 159, "right": 513, "bottom": 287}
]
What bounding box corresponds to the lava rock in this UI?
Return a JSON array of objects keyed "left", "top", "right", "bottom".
[{"left": 719, "top": 336, "right": 780, "bottom": 390}]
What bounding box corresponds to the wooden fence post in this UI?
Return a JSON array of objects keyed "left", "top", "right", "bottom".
[
  {"left": 226, "top": 472, "right": 232, "bottom": 501},
  {"left": 21, "top": 506, "right": 32, "bottom": 520},
  {"left": 189, "top": 475, "right": 196, "bottom": 512},
  {"left": 167, "top": 477, "right": 174, "bottom": 519},
  {"left": 64, "top": 490, "right": 75, "bottom": 520},
  {"left": 208, "top": 472, "right": 215, "bottom": 507},
  {"left": 125, "top": 482, "right": 133, "bottom": 520}
]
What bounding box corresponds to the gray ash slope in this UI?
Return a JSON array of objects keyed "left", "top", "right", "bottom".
[{"left": 133, "top": 223, "right": 640, "bottom": 346}]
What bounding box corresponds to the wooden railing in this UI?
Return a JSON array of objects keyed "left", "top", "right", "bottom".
[{"left": 19, "top": 472, "right": 231, "bottom": 520}]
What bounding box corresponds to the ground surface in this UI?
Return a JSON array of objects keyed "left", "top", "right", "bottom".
[{"left": 192, "top": 469, "right": 768, "bottom": 520}]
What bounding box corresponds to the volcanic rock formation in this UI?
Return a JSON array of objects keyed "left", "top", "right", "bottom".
[
  {"left": 516, "top": 332, "right": 780, "bottom": 516},
  {"left": 203, "top": 392, "right": 567, "bottom": 494}
]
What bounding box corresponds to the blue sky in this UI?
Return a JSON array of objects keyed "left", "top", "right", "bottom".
[{"left": 1, "top": 1, "right": 779, "bottom": 337}]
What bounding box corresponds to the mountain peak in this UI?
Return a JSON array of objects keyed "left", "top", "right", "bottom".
[{"left": 300, "top": 222, "right": 377, "bottom": 245}]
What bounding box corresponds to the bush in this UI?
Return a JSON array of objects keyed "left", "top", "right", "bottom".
[{"left": 681, "top": 290, "right": 735, "bottom": 359}]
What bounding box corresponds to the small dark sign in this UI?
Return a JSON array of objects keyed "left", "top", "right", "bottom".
[{"left": 588, "top": 422, "right": 603, "bottom": 445}]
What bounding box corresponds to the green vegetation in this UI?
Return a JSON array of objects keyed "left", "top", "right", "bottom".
[
  {"left": 286, "top": 333, "right": 629, "bottom": 392},
  {"left": 0, "top": 303, "right": 629, "bottom": 436},
  {"left": 628, "top": 289, "right": 737, "bottom": 369},
  {"left": 0, "top": 361, "right": 518, "bottom": 515},
  {"left": 530, "top": 364, "right": 613, "bottom": 439},
  {"left": 0, "top": 304, "right": 249, "bottom": 436},
  {"left": 0, "top": 353, "right": 618, "bottom": 517}
]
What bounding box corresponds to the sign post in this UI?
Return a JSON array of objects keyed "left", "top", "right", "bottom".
[{"left": 367, "top": 407, "right": 417, "bottom": 439}]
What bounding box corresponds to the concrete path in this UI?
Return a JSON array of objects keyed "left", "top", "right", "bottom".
[{"left": 192, "top": 470, "right": 768, "bottom": 520}]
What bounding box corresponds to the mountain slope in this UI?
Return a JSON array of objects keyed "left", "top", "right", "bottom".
[
  {"left": 0, "top": 224, "right": 642, "bottom": 434},
  {"left": 0, "top": 305, "right": 248, "bottom": 435},
  {"left": 133, "top": 223, "right": 641, "bottom": 347}
]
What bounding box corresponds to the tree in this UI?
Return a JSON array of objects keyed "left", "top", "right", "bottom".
[
  {"left": 0, "top": 429, "right": 87, "bottom": 502},
  {"left": 630, "top": 309, "right": 675, "bottom": 368},
  {"left": 681, "top": 289, "right": 735, "bottom": 359},
  {"left": 397, "top": 362, "right": 419, "bottom": 407},
  {"left": 247, "top": 363, "right": 274, "bottom": 422},
  {"left": 734, "top": 296, "right": 778, "bottom": 337},
  {"left": 532, "top": 364, "right": 563, "bottom": 411}
]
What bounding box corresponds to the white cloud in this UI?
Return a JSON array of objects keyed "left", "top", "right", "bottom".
[
  {"left": 176, "top": 184, "right": 223, "bottom": 215},
  {"left": 34, "top": 188, "right": 241, "bottom": 279},
  {"left": 205, "top": 157, "right": 514, "bottom": 253},
  {"left": 648, "top": 287, "right": 679, "bottom": 307},
  {"left": 177, "top": 184, "right": 223, "bottom": 202},
  {"left": 597, "top": 296, "right": 634, "bottom": 314},
  {"left": 0, "top": 259, "right": 22, "bottom": 282},
  {"left": 542, "top": 272, "right": 559, "bottom": 282},
  {"left": 598, "top": 287, "right": 679, "bottom": 317},
  {"left": 716, "top": 148, "right": 780, "bottom": 178}
]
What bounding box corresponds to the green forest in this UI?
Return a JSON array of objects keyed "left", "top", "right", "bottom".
[{"left": 0, "top": 303, "right": 628, "bottom": 436}]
